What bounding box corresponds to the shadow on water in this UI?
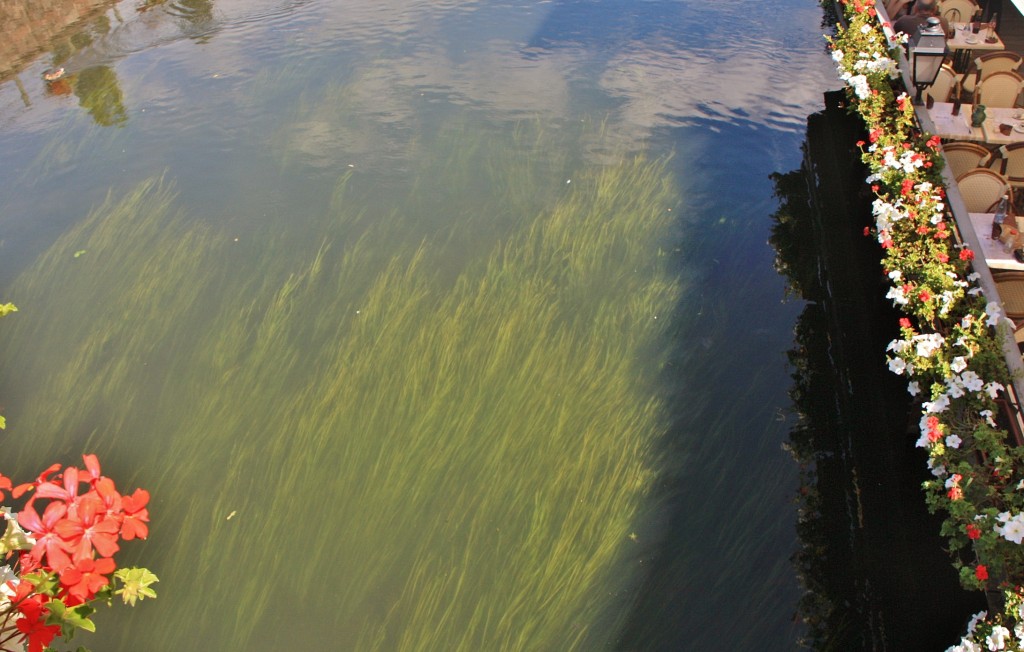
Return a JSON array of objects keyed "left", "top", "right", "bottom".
[
  {"left": 772, "top": 91, "right": 984, "bottom": 649},
  {"left": 615, "top": 89, "right": 988, "bottom": 651}
]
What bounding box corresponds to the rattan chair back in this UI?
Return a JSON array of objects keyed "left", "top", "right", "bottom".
[{"left": 956, "top": 168, "right": 1011, "bottom": 212}]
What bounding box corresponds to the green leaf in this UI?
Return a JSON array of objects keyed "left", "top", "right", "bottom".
[
  {"left": 0, "top": 303, "right": 17, "bottom": 317},
  {"left": 44, "top": 597, "right": 97, "bottom": 635},
  {"left": 113, "top": 567, "right": 159, "bottom": 606},
  {"left": 73, "top": 250, "right": 87, "bottom": 258}
]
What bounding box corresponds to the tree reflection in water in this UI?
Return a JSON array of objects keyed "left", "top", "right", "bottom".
[
  {"left": 74, "top": 66, "right": 126, "bottom": 126},
  {"left": 771, "top": 92, "right": 984, "bottom": 650}
]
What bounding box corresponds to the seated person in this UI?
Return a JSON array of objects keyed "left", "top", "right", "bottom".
[
  {"left": 893, "top": 0, "right": 949, "bottom": 37},
  {"left": 885, "top": 0, "right": 915, "bottom": 19}
]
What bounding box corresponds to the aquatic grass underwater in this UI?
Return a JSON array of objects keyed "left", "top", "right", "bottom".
[{"left": 0, "top": 130, "right": 684, "bottom": 650}]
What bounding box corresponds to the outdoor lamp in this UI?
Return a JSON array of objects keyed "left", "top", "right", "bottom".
[{"left": 909, "top": 17, "right": 948, "bottom": 105}]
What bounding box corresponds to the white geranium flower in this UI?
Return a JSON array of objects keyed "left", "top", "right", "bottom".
[
  {"left": 968, "top": 611, "right": 988, "bottom": 635},
  {"left": 908, "top": 381, "right": 920, "bottom": 396},
  {"left": 980, "top": 409, "right": 997, "bottom": 427},
  {"left": 832, "top": 49, "right": 844, "bottom": 62},
  {"left": 946, "top": 377, "right": 965, "bottom": 399},
  {"left": 950, "top": 357, "right": 968, "bottom": 373},
  {"left": 846, "top": 73, "right": 871, "bottom": 99},
  {"left": 986, "top": 302, "right": 1005, "bottom": 327},
  {"left": 985, "top": 382, "right": 1005, "bottom": 399},
  {"left": 0, "top": 566, "right": 16, "bottom": 598},
  {"left": 939, "top": 291, "right": 957, "bottom": 318},
  {"left": 873, "top": 198, "right": 905, "bottom": 231},
  {"left": 888, "top": 270, "right": 903, "bottom": 281},
  {"left": 886, "top": 285, "right": 909, "bottom": 306},
  {"left": 887, "top": 338, "right": 910, "bottom": 353},
  {"left": 914, "top": 333, "right": 945, "bottom": 358},
  {"left": 960, "top": 371, "right": 984, "bottom": 392},
  {"left": 888, "top": 357, "right": 907, "bottom": 375},
  {"left": 946, "top": 434, "right": 963, "bottom": 449},
  {"left": 996, "top": 512, "right": 1024, "bottom": 544},
  {"left": 924, "top": 393, "right": 950, "bottom": 413},
  {"left": 987, "top": 625, "right": 1010, "bottom": 650}
]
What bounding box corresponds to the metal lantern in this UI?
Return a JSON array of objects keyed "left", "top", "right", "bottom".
[{"left": 909, "top": 17, "right": 948, "bottom": 105}]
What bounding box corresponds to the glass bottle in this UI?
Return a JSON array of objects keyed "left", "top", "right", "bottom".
[{"left": 993, "top": 194, "right": 1009, "bottom": 239}]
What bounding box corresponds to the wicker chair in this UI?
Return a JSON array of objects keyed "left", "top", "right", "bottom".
[
  {"left": 962, "top": 51, "right": 1023, "bottom": 97},
  {"left": 938, "top": 0, "right": 981, "bottom": 24},
  {"left": 957, "top": 168, "right": 1011, "bottom": 212},
  {"left": 926, "top": 64, "right": 962, "bottom": 103},
  {"left": 994, "top": 271, "right": 1024, "bottom": 344},
  {"left": 975, "top": 71, "right": 1024, "bottom": 109},
  {"left": 943, "top": 141, "right": 995, "bottom": 178},
  {"left": 993, "top": 143, "right": 1024, "bottom": 206}
]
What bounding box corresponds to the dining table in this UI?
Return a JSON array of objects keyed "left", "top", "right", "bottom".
[
  {"left": 926, "top": 102, "right": 1024, "bottom": 145},
  {"left": 948, "top": 21, "right": 1005, "bottom": 71},
  {"left": 968, "top": 213, "right": 1024, "bottom": 271}
]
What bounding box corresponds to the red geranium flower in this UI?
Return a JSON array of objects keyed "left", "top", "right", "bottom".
[
  {"left": 14, "top": 596, "right": 60, "bottom": 652},
  {"left": 18, "top": 501, "right": 73, "bottom": 572},
  {"left": 966, "top": 524, "right": 982, "bottom": 540},
  {"left": 55, "top": 494, "right": 120, "bottom": 562},
  {"left": 976, "top": 564, "right": 989, "bottom": 581},
  {"left": 0, "top": 473, "right": 11, "bottom": 502},
  {"left": 120, "top": 488, "right": 150, "bottom": 541},
  {"left": 12, "top": 463, "right": 62, "bottom": 500},
  {"left": 60, "top": 556, "right": 117, "bottom": 602}
]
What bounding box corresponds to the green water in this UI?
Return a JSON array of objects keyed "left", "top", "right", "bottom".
[
  {"left": 0, "top": 125, "right": 681, "bottom": 649},
  {"left": 0, "top": 0, "right": 841, "bottom": 648}
]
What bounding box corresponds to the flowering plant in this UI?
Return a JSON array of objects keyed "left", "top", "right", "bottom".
[
  {"left": 830, "top": 1, "right": 1024, "bottom": 648},
  {"left": 0, "top": 455, "right": 156, "bottom": 652}
]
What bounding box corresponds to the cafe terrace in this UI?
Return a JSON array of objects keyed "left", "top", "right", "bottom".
[
  {"left": 885, "top": 2, "right": 1024, "bottom": 428},
  {"left": 835, "top": 1, "right": 1024, "bottom": 648}
]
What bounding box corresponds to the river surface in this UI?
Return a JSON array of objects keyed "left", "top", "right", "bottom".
[{"left": 0, "top": 1, "right": 836, "bottom": 649}]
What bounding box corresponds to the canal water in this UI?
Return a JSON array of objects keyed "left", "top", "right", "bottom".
[{"left": 0, "top": 0, "right": 836, "bottom": 649}]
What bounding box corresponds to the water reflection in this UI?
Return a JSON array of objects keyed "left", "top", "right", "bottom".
[
  {"left": 73, "top": 66, "right": 127, "bottom": 125},
  {"left": 0, "top": 0, "right": 226, "bottom": 126},
  {"left": 771, "top": 95, "right": 984, "bottom": 649}
]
